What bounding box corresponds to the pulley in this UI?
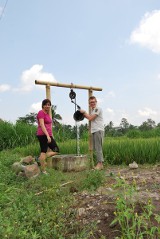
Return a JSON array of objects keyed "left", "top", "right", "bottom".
[
  {"left": 69, "top": 89, "right": 76, "bottom": 100},
  {"left": 69, "top": 88, "right": 84, "bottom": 122}
]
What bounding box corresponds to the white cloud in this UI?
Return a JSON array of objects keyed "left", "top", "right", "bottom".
[
  {"left": 0, "top": 84, "right": 11, "bottom": 92},
  {"left": 29, "top": 101, "right": 42, "bottom": 113},
  {"left": 138, "top": 107, "right": 157, "bottom": 116},
  {"left": 97, "top": 97, "right": 103, "bottom": 104},
  {"left": 106, "top": 91, "right": 116, "bottom": 98},
  {"left": 14, "top": 64, "right": 57, "bottom": 92},
  {"left": 106, "top": 107, "right": 114, "bottom": 114},
  {"left": 0, "top": 6, "right": 3, "bottom": 15},
  {"left": 157, "top": 74, "right": 160, "bottom": 80},
  {"left": 130, "top": 10, "right": 160, "bottom": 53}
]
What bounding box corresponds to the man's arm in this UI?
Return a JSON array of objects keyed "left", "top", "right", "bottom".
[{"left": 80, "top": 110, "right": 97, "bottom": 121}]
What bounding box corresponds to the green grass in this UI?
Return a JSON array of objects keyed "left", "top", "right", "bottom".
[
  {"left": 103, "top": 137, "right": 160, "bottom": 165},
  {"left": 0, "top": 139, "right": 160, "bottom": 238},
  {"left": 10, "top": 137, "right": 160, "bottom": 166},
  {"left": 111, "top": 177, "right": 160, "bottom": 239},
  {"left": 0, "top": 150, "right": 99, "bottom": 239}
]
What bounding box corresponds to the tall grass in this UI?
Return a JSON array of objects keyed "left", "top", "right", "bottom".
[
  {"left": 9, "top": 137, "right": 160, "bottom": 166},
  {"left": 1, "top": 121, "right": 160, "bottom": 165},
  {"left": 0, "top": 121, "right": 37, "bottom": 151},
  {"left": 104, "top": 137, "right": 160, "bottom": 165}
]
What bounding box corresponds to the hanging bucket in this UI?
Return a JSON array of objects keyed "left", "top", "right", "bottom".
[{"left": 73, "top": 110, "right": 84, "bottom": 122}]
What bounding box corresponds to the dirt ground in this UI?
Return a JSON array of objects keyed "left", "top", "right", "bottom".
[{"left": 69, "top": 164, "right": 160, "bottom": 239}]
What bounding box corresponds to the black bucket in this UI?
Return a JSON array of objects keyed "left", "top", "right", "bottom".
[{"left": 73, "top": 110, "right": 84, "bottom": 122}]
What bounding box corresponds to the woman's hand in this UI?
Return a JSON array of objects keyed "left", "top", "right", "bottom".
[{"left": 47, "top": 135, "right": 51, "bottom": 143}]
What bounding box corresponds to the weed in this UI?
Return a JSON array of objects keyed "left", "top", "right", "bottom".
[
  {"left": 81, "top": 170, "right": 105, "bottom": 191},
  {"left": 111, "top": 177, "right": 160, "bottom": 239}
]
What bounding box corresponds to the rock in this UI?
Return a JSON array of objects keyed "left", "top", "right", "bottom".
[
  {"left": 24, "top": 163, "right": 41, "bottom": 178},
  {"left": 77, "top": 208, "right": 86, "bottom": 217},
  {"left": 104, "top": 213, "right": 109, "bottom": 217},
  {"left": 12, "top": 162, "right": 25, "bottom": 174},
  {"left": 18, "top": 171, "right": 26, "bottom": 177},
  {"left": 129, "top": 161, "right": 138, "bottom": 169},
  {"left": 20, "top": 155, "right": 35, "bottom": 165}
]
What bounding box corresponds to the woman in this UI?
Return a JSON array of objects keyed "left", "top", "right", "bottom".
[{"left": 36, "top": 99, "right": 59, "bottom": 174}]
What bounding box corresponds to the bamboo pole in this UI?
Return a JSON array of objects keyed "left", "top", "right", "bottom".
[
  {"left": 46, "top": 85, "right": 52, "bottom": 118},
  {"left": 35, "top": 80, "right": 102, "bottom": 91},
  {"left": 88, "top": 89, "right": 93, "bottom": 166},
  {"left": 45, "top": 85, "right": 52, "bottom": 162}
]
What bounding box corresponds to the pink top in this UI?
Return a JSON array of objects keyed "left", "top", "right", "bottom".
[{"left": 36, "top": 110, "right": 52, "bottom": 136}]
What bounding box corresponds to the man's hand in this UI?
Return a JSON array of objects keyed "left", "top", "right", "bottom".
[{"left": 80, "top": 109, "right": 86, "bottom": 114}]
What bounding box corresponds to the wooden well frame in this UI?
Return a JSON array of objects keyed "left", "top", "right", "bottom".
[{"left": 35, "top": 80, "right": 102, "bottom": 159}]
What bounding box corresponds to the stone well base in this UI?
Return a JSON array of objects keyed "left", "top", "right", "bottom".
[{"left": 47, "top": 154, "right": 89, "bottom": 172}]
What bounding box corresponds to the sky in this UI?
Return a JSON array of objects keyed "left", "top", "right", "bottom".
[{"left": 1, "top": 0, "right": 160, "bottom": 127}]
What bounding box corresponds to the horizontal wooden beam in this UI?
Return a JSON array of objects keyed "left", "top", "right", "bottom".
[{"left": 35, "top": 80, "right": 102, "bottom": 91}]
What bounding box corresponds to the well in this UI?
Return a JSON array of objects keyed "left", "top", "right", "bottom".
[{"left": 47, "top": 154, "right": 89, "bottom": 172}]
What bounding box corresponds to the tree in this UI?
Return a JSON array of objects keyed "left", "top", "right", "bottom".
[
  {"left": 139, "top": 118, "right": 156, "bottom": 131},
  {"left": 120, "top": 118, "right": 129, "bottom": 129},
  {"left": 51, "top": 105, "right": 62, "bottom": 126},
  {"left": 105, "top": 121, "right": 114, "bottom": 136},
  {"left": 16, "top": 112, "right": 37, "bottom": 125},
  {"left": 16, "top": 105, "right": 62, "bottom": 126}
]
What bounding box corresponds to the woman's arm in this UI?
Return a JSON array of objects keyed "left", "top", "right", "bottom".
[{"left": 39, "top": 118, "right": 51, "bottom": 143}]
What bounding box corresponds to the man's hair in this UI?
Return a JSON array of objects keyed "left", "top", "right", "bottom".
[
  {"left": 42, "top": 99, "right": 51, "bottom": 108},
  {"left": 89, "top": 96, "right": 97, "bottom": 101}
]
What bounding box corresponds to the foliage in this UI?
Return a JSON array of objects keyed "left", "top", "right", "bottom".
[
  {"left": 111, "top": 177, "right": 160, "bottom": 238},
  {"left": 126, "top": 129, "right": 141, "bottom": 138},
  {"left": 104, "top": 137, "right": 160, "bottom": 165},
  {"left": 139, "top": 118, "right": 156, "bottom": 131},
  {"left": 120, "top": 118, "right": 129, "bottom": 130},
  {"left": 0, "top": 147, "right": 160, "bottom": 238},
  {"left": 16, "top": 112, "right": 37, "bottom": 125},
  {"left": 16, "top": 105, "right": 62, "bottom": 126},
  {"left": 51, "top": 105, "right": 62, "bottom": 125},
  {"left": 0, "top": 151, "right": 94, "bottom": 239},
  {"left": 0, "top": 121, "right": 37, "bottom": 151},
  {"left": 2, "top": 118, "right": 160, "bottom": 165},
  {"left": 81, "top": 170, "right": 105, "bottom": 191}
]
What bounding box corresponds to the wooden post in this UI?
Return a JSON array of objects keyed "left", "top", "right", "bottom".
[
  {"left": 46, "top": 84, "right": 52, "bottom": 118},
  {"left": 88, "top": 89, "right": 93, "bottom": 166},
  {"left": 35, "top": 80, "right": 102, "bottom": 91},
  {"left": 45, "top": 84, "right": 52, "bottom": 167}
]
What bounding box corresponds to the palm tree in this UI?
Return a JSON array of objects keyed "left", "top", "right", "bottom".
[{"left": 51, "top": 105, "right": 62, "bottom": 125}]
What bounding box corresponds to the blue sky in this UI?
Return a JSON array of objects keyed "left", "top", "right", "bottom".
[{"left": 1, "top": 0, "right": 160, "bottom": 126}]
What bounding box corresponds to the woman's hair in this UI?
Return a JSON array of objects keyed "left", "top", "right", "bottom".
[{"left": 42, "top": 99, "right": 51, "bottom": 108}]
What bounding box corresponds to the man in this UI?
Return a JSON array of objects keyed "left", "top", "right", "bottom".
[{"left": 80, "top": 96, "right": 104, "bottom": 170}]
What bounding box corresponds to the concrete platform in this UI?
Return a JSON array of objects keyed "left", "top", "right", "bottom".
[{"left": 47, "top": 154, "right": 89, "bottom": 172}]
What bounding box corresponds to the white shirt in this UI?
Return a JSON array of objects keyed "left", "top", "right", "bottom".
[{"left": 91, "top": 107, "right": 104, "bottom": 133}]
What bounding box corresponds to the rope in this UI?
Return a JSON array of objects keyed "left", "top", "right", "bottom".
[{"left": 0, "top": 0, "right": 9, "bottom": 22}]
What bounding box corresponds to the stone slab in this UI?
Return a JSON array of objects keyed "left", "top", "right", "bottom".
[{"left": 51, "top": 154, "right": 89, "bottom": 172}]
